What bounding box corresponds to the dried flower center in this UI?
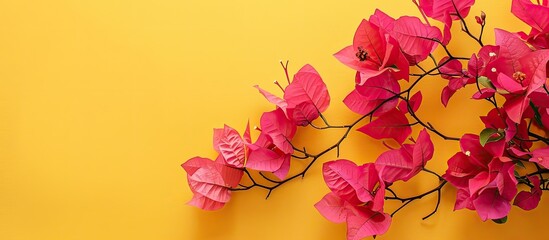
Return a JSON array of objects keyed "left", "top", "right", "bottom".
[
  {"left": 356, "top": 47, "right": 369, "bottom": 61},
  {"left": 513, "top": 71, "right": 526, "bottom": 81}
]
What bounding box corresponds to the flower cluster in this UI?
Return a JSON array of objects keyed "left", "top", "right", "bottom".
[{"left": 183, "top": 0, "right": 549, "bottom": 239}]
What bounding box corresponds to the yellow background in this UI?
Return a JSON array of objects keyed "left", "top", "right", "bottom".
[{"left": 1, "top": 0, "right": 547, "bottom": 239}]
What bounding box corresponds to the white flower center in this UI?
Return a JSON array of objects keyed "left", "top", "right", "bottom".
[
  {"left": 491, "top": 67, "right": 497, "bottom": 73},
  {"left": 489, "top": 52, "right": 496, "bottom": 57},
  {"left": 465, "top": 150, "right": 471, "bottom": 156}
]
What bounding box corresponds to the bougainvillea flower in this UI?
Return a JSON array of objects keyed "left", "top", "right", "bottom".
[
  {"left": 513, "top": 176, "right": 542, "bottom": 210},
  {"left": 255, "top": 64, "right": 330, "bottom": 126},
  {"left": 357, "top": 108, "right": 412, "bottom": 144},
  {"left": 418, "top": 0, "right": 476, "bottom": 44},
  {"left": 315, "top": 160, "right": 390, "bottom": 240},
  {"left": 375, "top": 129, "right": 434, "bottom": 183},
  {"left": 443, "top": 134, "right": 518, "bottom": 221},
  {"left": 334, "top": 19, "right": 409, "bottom": 82},
  {"left": 182, "top": 157, "right": 244, "bottom": 210}
]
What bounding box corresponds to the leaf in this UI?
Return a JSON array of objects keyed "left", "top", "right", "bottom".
[
  {"left": 479, "top": 128, "right": 503, "bottom": 147},
  {"left": 477, "top": 76, "right": 495, "bottom": 89},
  {"left": 358, "top": 108, "right": 412, "bottom": 144},
  {"left": 260, "top": 108, "right": 296, "bottom": 154},
  {"left": 314, "top": 192, "right": 348, "bottom": 223},
  {"left": 491, "top": 216, "right": 508, "bottom": 224},
  {"left": 355, "top": 70, "right": 399, "bottom": 101}
]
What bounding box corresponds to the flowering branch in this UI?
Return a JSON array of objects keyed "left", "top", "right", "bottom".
[{"left": 182, "top": 0, "right": 549, "bottom": 239}]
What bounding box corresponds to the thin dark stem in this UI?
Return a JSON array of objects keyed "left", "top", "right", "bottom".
[
  {"left": 387, "top": 180, "right": 448, "bottom": 218},
  {"left": 451, "top": 0, "right": 484, "bottom": 46}
]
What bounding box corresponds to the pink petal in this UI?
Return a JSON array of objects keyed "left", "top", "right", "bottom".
[
  {"left": 246, "top": 146, "right": 285, "bottom": 172},
  {"left": 472, "top": 88, "right": 495, "bottom": 100},
  {"left": 495, "top": 28, "right": 532, "bottom": 75},
  {"left": 343, "top": 89, "right": 397, "bottom": 116},
  {"left": 187, "top": 193, "right": 225, "bottom": 211},
  {"left": 254, "top": 85, "right": 288, "bottom": 112},
  {"left": 346, "top": 208, "right": 391, "bottom": 240},
  {"left": 513, "top": 176, "right": 542, "bottom": 210},
  {"left": 454, "top": 188, "right": 475, "bottom": 210},
  {"left": 272, "top": 154, "right": 291, "bottom": 180},
  {"left": 398, "top": 91, "right": 422, "bottom": 113},
  {"left": 187, "top": 175, "right": 231, "bottom": 203},
  {"left": 418, "top": 0, "right": 475, "bottom": 22},
  {"left": 530, "top": 146, "right": 549, "bottom": 168},
  {"left": 357, "top": 108, "right": 412, "bottom": 144},
  {"left": 441, "top": 86, "right": 456, "bottom": 107},
  {"left": 473, "top": 188, "right": 511, "bottom": 221},
  {"left": 522, "top": 49, "right": 549, "bottom": 95},
  {"left": 503, "top": 95, "right": 529, "bottom": 124},
  {"left": 443, "top": 152, "right": 484, "bottom": 189},
  {"left": 353, "top": 19, "right": 386, "bottom": 67},
  {"left": 375, "top": 148, "right": 414, "bottom": 183},
  {"left": 287, "top": 101, "right": 320, "bottom": 126},
  {"left": 391, "top": 16, "right": 442, "bottom": 63},
  {"left": 284, "top": 65, "right": 331, "bottom": 114},
  {"left": 460, "top": 134, "right": 492, "bottom": 166},
  {"left": 412, "top": 129, "right": 434, "bottom": 171},
  {"left": 355, "top": 71, "right": 399, "bottom": 101},
  {"left": 322, "top": 160, "right": 362, "bottom": 204},
  {"left": 182, "top": 157, "right": 213, "bottom": 176},
  {"left": 215, "top": 125, "right": 246, "bottom": 168},
  {"left": 260, "top": 108, "right": 296, "bottom": 154},
  {"left": 512, "top": 0, "right": 549, "bottom": 32},
  {"left": 314, "top": 192, "right": 349, "bottom": 223},
  {"left": 369, "top": 9, "right": 395, "bottom": 32}
]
